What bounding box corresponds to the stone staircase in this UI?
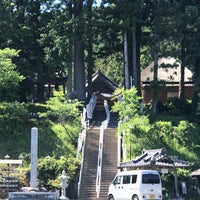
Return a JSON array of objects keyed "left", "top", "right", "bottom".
[
  {"left": 78, "top": 126, "right": 118, "bottom": 200},
  {"left": 79, "top": 128, "right": 100, "bottom": 200},
  {"left": 99, "top": 128, "right": 118, "bottom": 199}
]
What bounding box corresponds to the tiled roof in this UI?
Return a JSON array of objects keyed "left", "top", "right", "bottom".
[
  {"left": 141, "top": 57, "right": 193, "bottom": 83},
  {"left": 118, "top": 148, "right": 190, "bottom": 169},
  {"left": 85, "top": 70, "right": 118, "bottom": 94}
]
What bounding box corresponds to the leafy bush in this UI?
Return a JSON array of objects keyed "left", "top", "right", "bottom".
[
  {"left": 0, "top": 48, "right": 24, "bottom": 102},
  {"left": 0, "top": 92, "right": 82, "bottom": 193},
  {"left": 38, "top": 91, "right": 82, "bottom": 125},
  {"left": 0, "top": 102, "right": 32, "bottom": 157},
  {"left": 113, "top": 87, "right": 200, "bottom": 169},
  {"left": 156, "top": 98, "right": 192, "bottom": 116},
  {"left": 37, "top": 156, "right": 80, "bottom": 191}
]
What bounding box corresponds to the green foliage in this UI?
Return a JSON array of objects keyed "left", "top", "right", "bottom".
[
  {"left": 33, "top": 93, "right": 81, "bottom": 189},
  {"left": 192, "top": 90, "right": 200, "bottom": 120},
  {"left": 37, "top": 156, "right": 64, "bottom": 189},
  {"left": 38, "top": 91, "right": 82, "bottom": 126},
  {"left": 0, "top": 102, "right": 31, "bottom": 157},
  {"left": 130, "top": 118, "right": 200, "bottom": 166},
  {"left": 0, "top": 164, "right": 27, "bottom": 189},
  {"left": 0, "top": 102, "right": 29, "bottom": 121},
  {"left": 114, "top": 88, "right": 200, "bottom": 170},
  {"left": 112, "top": 87, "right": 149, "bottom": 158},
  {"left": 38, "top": 156, "right": 80, "bottom": 191},
  {"left": 0, "top": 48, "right": 24, "bottom": 102},
  {"left": 0, "top": 92, "right": 82, "bottom": 190},
  {"left": 95, "top": 52, "right": 124, "bottom": 86},
  {"left": 112, "top": 87, "right": 142, "bottom": 122},
  {"left": 123, "top": 116, "right": 151, "bottom": 159},
  {"left": 2, "top": 0, "right": 200, "bottom": 196}
]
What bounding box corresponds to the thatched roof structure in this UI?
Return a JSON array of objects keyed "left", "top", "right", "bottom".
[
  {"left": 190, "top": 168, "right": 200, "bottom": 176},
  {"left": 141, "top": 57, "right": 193, "bottom": 84}
]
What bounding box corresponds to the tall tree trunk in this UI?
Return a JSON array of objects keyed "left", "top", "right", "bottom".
[
  {"left": 16, "top": 0, "right": 25, "bottom": 24},
  {"left": 179, "top": 38, "right": 185, "bottom": 101},
  {"left": 152, "top": 47, "right": 158, "bottom": 114},
  {"left": 136, "top": 25, "right": 141, "bottom": 97},
  {"left": 132, "top": 27, "right": 137, "bottom": 88},
  {"left": 74, "top": 0, "right": 85, "bottom": 101},
  {"left": 192, "top": 57, "right": 200, "bottom": 118},
  {"left": 37, "top": 58, "right": 44, "bottom": 103},
  {"left": 131, "top": 24, "right": 141, "bottom": 96},
  {"left": 67, "top": 2, "right": 73, "bottom": 98},
  {"left": 86, "top": 42, "right": 93, "bottom": 104},
  {"left": 74, "top": 39, "right": 85, "bottom": 101},
  {"left": 67, "top": 38, "right": 73, "bottom": 97},
  {"left": 124, "top": 31, "right": 129, "bottom": 89},
  {"left": 34, "top": 0, "right": 44, "bottom": 102},
  {"left": 85, "top": 0, "right": 94, "bottom": 104}
]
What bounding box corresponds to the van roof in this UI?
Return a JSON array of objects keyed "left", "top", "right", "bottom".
[{"left": 117, "top": 170, "right": 159, "bottom": 176}]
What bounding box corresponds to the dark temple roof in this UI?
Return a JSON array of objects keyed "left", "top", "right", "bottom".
[
  {"left": 118, "top": 148, "right": 190, "bottom": 169},
  {"left": 86, "top": 70, "right": 118, "bottom": 95}
]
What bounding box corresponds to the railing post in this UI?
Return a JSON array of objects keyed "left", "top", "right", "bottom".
[
  {"left": 118, "top": 121, "right": 121, "bottom": 168},
  {"left": 77, "top": 129, "right": 86, "bottom": 198},
  {"left": 104, "top": 100, "right": 110, "bottom": 126},
  {"left": 96, "top": 122, "right": 105, "bottom": 198}
]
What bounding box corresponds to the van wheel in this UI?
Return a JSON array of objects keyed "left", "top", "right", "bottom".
[
  {"left": 108, "top": 194, "right": 114, "bottom": 200},
  {"left": 132, "top": 195, "right": 139, "bottom": 200}
]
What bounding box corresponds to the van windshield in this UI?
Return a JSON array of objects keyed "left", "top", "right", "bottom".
[{"left": 142, "top": 174, "right": 160, "bottom": 184}]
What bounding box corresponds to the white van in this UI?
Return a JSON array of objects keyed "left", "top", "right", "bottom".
[{"left": 107, "top": 169, "right": 162, "bottom": 200}]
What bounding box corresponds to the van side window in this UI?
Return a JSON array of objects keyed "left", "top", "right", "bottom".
[
  {"left": 142, "top": 174, "right": 160, "bottom": 184},
  {"left": 123, "top": 175, "right": 131, "bottom": 184},
  {"left": 113, "top": 176, "right": 122, "bottom": 185},
  {"left": 131, "top": 175, "right": 137, "bottom": 183}
]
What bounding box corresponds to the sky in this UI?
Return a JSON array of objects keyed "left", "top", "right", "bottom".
[{"left": 95, "top": 0, "right": 102, "bottom": 6}]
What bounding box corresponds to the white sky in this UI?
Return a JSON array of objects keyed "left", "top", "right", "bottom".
[{"left": 95, "top": 0, "right": 102, "bottom": 6}]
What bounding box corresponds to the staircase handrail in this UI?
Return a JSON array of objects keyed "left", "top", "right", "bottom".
[
  {"left": 77, "top": 129, "right": 86, "bottom": 198},
  {"left": 77, "top": 109, "right": 85, "bottom": 198},
  {"left": 96, "top": 120, "right": 108, "bottom": 198},
  {"left": 104, "top": 100, "right": 110, "bottom": 126},
  {"left": 118, "top": 121, "right": 121, "bottom": 171}
]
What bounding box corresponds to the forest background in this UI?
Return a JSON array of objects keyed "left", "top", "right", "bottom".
[{"left": 1, "top": 0, "right": 200, "bottom": 198}]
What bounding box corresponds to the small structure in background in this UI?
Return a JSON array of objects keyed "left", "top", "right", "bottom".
[
  {"left": 85, "top": 70, "right": 118, "bottom": 112},
  {"left": 0, "top": 155, "right": 23, "bottom": 199},
  {"left": 85, "top": 70, "right": 118, "bottom": 126},
  {"left": 190, "top": 168, "right": 200, "bottom": 196},
  {"left": 118, "top": 148, "right": 190, "bottom": 199},
  {"left": 141, "top": 57, "right": 194, "bottom": 103},
  {"left": 59, "top": 170, "right": 69, "bottom": 200}
]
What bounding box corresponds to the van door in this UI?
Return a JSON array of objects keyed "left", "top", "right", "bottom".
[
  {"left": 111, "top": 175, "right": 123, "bottom": 200},
  {"left": 121, "top": 175, "right": 132, "bottom": 200}
]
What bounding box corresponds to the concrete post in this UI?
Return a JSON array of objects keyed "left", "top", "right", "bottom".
[{"left": 30, "top": 127, "right": 38, "bottom": 188}]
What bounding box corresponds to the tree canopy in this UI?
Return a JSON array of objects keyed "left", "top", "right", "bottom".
[
  {"left": 0, "top": 48, "right": 24, "bottom": 101},
  {"left": 0, "top": 0, "right": 199, "bottom": 113}
]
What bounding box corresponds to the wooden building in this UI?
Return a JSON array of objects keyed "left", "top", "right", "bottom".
[
  {"left": 118, "top": 148, "right": 190, "bottom": 198},
  {"left": 141, "top": 57, "right": 194, "bottom": 103},
  {"left": 85, "top": 70, "right": 118, "bottom": 110}
]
